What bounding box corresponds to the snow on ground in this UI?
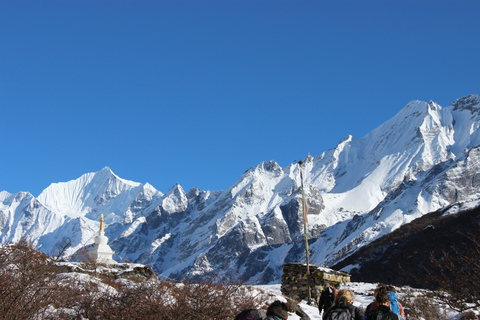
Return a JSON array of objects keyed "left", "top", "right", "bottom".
[
  {"left": 255, "top": 282, "right": 377, "bottom": 320},
  {"left": 254, "top": 282, "right": 470, "bottom": 320}
]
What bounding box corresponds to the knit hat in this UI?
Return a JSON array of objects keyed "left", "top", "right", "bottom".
[{"left": 266, "top": 300, "right": 289, "bottom": 319}]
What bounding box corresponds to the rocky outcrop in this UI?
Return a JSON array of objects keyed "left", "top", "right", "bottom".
[{"left": 56, "top": 262, "right": 159, "bottom": 282}]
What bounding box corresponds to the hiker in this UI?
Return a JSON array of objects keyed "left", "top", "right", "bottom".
[
  {"left": 366, "top": 286, "right": 399, "bottom": 320},
  {"left": 318, "top": 283, "right": 337, "bottom": 319},
  {"left": 234, "top": 309, "right": 266, "bottom": 320},
  {"left": 364, "top": 284, "right": 386, "bottom": 319},
  {"left": 324, "top": 289, "right": 363, "bottom": 320},
  {"left": 265, "top": 300, "right": 289, "bottom": 320},
  {"left": 386, "top": 286, "right": 405, "bottom": 320}
]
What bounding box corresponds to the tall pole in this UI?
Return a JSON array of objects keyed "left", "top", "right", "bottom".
[{"left": 298, "top": 161, "right": 311, "bottom": 302}]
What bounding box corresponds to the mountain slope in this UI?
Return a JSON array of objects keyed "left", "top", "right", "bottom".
[
  {"left": 1, "top": 94, "right": 479, "bottom": 284},
  {"left": 331, "top": 203, "right": 480, "bottom": 288}
]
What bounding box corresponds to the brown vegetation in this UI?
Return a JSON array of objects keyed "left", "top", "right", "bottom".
[
  {"left": 400, "top": 288, "right": 449, "bottom": 320},
  {"left": 0, "top": 241, "right": 271, "bottom": 319},
  {"left": 396, "top": 224, "right": 480, "bottom": 318},
  {"left": 332, "top": 205, "right": 480, "bottom": 289},
  {"left": 426, "top": 229, "right": 480, "bottom": 313}
]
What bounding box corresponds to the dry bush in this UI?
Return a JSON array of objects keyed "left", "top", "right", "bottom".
[
  {"left": 165, "top": 275, "right": 267, "bottom": 320},
  {"left": 0, "top": 239, "right": 68, "bottom": 319},
  {"left": 401, "top": 288, "right": 448, "bottom": 320},
  {"left": 55, "top": 276, "right": 266, "bottom": 319},
  {"left": 426, "top": 228, "right": 480, "bottom": 313},
  {"left": 0, "top": 242, "right": 268, "bottom": 319},
  {"left": 458, "top": 311, "right": 480, "bottom": 319},
  {"left": 84, "top": 275, "right": 267, "bottom": 319}
]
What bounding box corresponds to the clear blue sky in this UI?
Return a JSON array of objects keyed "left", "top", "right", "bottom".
[{"left": 1, "top": 0, "right": 479, "bottom": 197}]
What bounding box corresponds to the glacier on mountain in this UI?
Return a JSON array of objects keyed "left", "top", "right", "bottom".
[{"left": 1, "top": 94, "right": 480, "bottom": 283}]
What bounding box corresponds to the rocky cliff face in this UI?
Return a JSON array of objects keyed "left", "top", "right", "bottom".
[{"left": 1, "top": 94, "right": 480, "bottom": 283}]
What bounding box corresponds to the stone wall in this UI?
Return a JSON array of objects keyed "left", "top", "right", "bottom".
[{"left": 280, "top": 263, "right": 350, "bottom": 303}]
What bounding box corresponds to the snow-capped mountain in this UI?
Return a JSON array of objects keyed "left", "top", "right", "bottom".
[{"left": 1, "top": 94, "right": 479, "bottom": 283}]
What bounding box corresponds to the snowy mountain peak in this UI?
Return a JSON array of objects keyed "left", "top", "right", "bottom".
[
  {"left": 97, "top": 166, "right": 142, "bottom": 188},
  {"left": 451, "top": 93, "right": 480, "bottom": 112},
  {"left": 0, "top": 190, "right": 26, "bottom": 204},
  {"left": 159, "top": 184, "right": 188, "bottom": 215},
  {"left": 427, "top": 100, "right": 441, "bottom": 111},
  {"left": 35, "top": 168, "right": 162, "bottom": 232},
  {"left": 99, "top": 166, "right": 114, "bottom": 175},
  {"left": 255, "top": 160, "right": 283, "bottom": 177},
  {"left": 3, "top": 94, "right": 480, "bottom": 284}
]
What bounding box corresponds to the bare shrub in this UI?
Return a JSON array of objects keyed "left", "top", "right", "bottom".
[
  {"left": 401, "top": 288, "right": 448, "bottom": 320},
  {"left": 426, "top": 228, "right": 480, "bottom": 313},
  {"left": 458, "top": 311, "right": 480, "bottom": 319},
  {"left": 166, "top": 275, "right": 268, "bottom": 319},
  {"left": 52, "top": 275, "right": 266, "bottom": 320},
  {"left": 0, "top": 242, "right": 270, "bottom": 319},
  {"left": 0, "top": 240, "right": 71, "bottom": 319}
]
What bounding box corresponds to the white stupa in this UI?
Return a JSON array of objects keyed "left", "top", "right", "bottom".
[{"left": 87, "top": 214, "right": 116, "bottom": 263}]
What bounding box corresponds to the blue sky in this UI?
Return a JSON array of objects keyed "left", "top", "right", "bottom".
[{"left": 1, "top": 1, "right": 479, "bottom": 197}]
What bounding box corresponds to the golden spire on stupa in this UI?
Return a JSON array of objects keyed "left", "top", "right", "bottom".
[{"left": 100, "top": 214, "right": 104, "bottom": 232}]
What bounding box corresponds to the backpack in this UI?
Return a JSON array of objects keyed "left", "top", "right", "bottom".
[
  {"left": 325, "top": 307, "right": 354, "bottom": 320},
  {"left": 369, "top": 306, "right": 398, "bottom": 320},
  {"left": 386, "top": 291, "right": 400, "bottom": 318}
]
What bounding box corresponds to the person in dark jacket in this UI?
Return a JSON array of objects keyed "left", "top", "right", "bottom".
[
  {"left": 324, "top": 289, "right": 363, "bottom": 320},
  {"left": 364, "top": 284, "right": 386, "bottom": 319},
  {"left": 367, "top": 287, "right": 399, "bottom": 320},
  {"left": 318, "top": 283, "right": 337, "bottom": 319}
]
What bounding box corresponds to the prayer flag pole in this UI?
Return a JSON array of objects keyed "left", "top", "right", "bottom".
[{"left": 298, "top": 160, "right": 312, "bottom": 303}]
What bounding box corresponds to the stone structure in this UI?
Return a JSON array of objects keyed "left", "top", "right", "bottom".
[
  {"left": 281, "top": 263, "right": 350, "bottom": 303},
  {"left": 87, "top": 214, "right": 116, "bottom": 263}
]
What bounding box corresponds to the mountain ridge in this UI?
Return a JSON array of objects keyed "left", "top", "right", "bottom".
[
  {"left": 331, "top": 202, "right": 480, "bottom": 288},
  {"left": 1, "top": 93, "right": 480, "bottom": 284}
]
